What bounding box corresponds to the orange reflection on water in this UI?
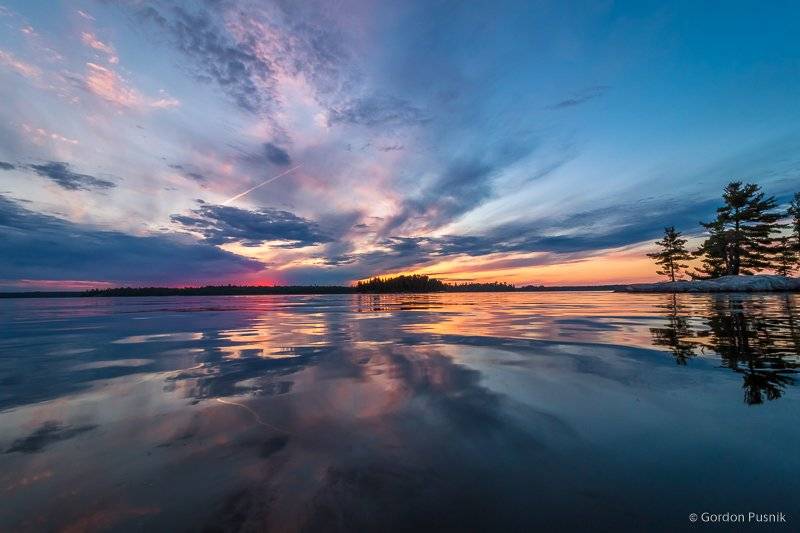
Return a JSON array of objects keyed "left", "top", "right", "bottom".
[
  {"left": 356, "top": 292, "right": 665, "bottom": 348},
  {"left": 1, "top": 292, "right": 799, "bottom": 531},
  {"left": 218, "top": 310, "right": 330, "bottom": 359}
]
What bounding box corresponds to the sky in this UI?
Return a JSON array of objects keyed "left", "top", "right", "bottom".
[{"left": 1, "top": 0, "right": 799, "bottom": 290}]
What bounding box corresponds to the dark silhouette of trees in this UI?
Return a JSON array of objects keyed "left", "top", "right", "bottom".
[
  {"left": 354, "top": 275, "right": 517, "bottom": 293},
  {"left": 81, "top": 285, "right": 355, "bottom": 297},
  {"left": 76, "top": 277, "right": 518, "bottom": 296},
  {"left": 789, "top": 192, "right": 800, "bottom": 264},
  {"left": 693, "top": 181, "right": 784, "bottom": 277},
  {"left": 447, "top": 281, "right": 516, "bottom": 292},
  {"left": 774, "top": 236, "right": 797, "bottom": 277},
  {"left": 789, "top": 192, "right": 800, "bottom": 237},
  {"left": 356, "top": 275, "right": 447, "bottom": 293},
  {"left": 692, "top": 218, "right": 733, "bottom": 279},
  {"left": 647, "top": 226, "right": 692, "bottom": 282}
]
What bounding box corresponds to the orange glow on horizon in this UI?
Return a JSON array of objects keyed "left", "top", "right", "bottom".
[{"left": 361, "top": 244, "right": 704, "bottom": 286}]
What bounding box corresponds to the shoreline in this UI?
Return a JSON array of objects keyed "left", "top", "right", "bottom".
[
  {"left": 621, "top": 274, "right": 800, "bottom": 293},
  {"left": 2, "top": 276, "right": 798, "bottom": 299},
  {"left": 0, "top": 285, "right": 625, "bottom": 299}
]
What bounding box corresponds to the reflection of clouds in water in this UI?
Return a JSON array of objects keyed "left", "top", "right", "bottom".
[
  {"left": 4, "top": 421, "right": 97, "bottom": 454},
  {"left": 2, "top": 292, "right": 799, "bottom": 410},
  {"left": 1, "top": 293, "right": 799, "bottom": 530},
  {"left": 215, "top": 397, "right": 292, "bottom": 433},
  {"left": 196, "top": 342, "right": 581, "bottom": 531},
  {"left": 166, "top": 346, "right": 321, "bottom": 400},
  {"left": 70, "top": 358, "right": 153, "bottom": 370},
  {"left": 112, "top": 332, "right": 203, "bottom": 344}
]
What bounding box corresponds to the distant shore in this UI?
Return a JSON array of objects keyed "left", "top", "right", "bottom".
[
  {"left": 4, "top": 275, "right": 798, "bottom": 299},
  {"left": 0, "top": 284, "right": 626, "bottom": 299}
]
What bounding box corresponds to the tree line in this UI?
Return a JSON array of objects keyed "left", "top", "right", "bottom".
[
  {"left": 648, "top": 182, "right": 800, "bottom": 281},
  {"left": 354, "top": 275, "right": 516, "bottom": 293},
  {"left": 70, "top": 276, "right": 519, "bottom": 297}
]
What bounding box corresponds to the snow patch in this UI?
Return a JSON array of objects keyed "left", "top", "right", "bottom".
[{"left": 621, "top": 275, "right": 800, "bottom": 293}]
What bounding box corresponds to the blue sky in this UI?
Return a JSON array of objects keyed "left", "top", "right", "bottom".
[{"left": 1, "top": 0, "right": 799, "bottom": 289}]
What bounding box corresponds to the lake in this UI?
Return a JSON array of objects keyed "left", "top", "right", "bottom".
[{"left": 1, "top": 292, "right": 798, "bottom": 531}]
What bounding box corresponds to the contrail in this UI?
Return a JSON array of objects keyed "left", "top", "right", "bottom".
[{"left": 222, "top": 164, "right": 302, "bottom": 205}]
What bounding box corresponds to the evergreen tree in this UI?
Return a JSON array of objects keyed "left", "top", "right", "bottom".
[
  {"left": 789, "top": 192, "right": 800, "bottom": 254},
  {"left": 774, "top": 236, "right": 797, "bottom": 276},
  {"left": 647, "top": 226, "right": 692, "bottom": 282},
  {"left": 695, "top": 181, "right": 783, "bottom": 277},
  {"left": 692, "top": 219, "right": 733, "bottom": 279}
]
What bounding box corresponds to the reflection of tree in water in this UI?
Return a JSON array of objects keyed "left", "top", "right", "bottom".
[
  {"left": 651, "top": 294, "right": 800, "bottom": 405},
  {"left": 703, "top": 296, "right": 799, "bottom": 405},
  {"left": 649, "top": 294, "right": 698, "bottom": 365}
]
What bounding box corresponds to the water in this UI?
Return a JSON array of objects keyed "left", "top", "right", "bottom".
[{"left": 1, "top": 292, "right": 798, "bottom": 531}]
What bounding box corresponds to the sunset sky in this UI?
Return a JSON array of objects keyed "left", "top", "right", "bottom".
[{"left": 1, "top": 0, "right": 799, "bottom": 290}]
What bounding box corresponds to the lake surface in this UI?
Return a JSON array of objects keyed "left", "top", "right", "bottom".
[{"left": 1, "top": 292, "right": 798, "bottom": 531}]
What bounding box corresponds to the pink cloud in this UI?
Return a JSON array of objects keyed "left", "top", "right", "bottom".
[
  {"left": 20, "top": 123, "right": 79, "bottom": 146},
  {"left": 84, "top": 62, "right": 179, "bottom": 110},
  {"left": 81, "top": 32, "right": 119, "bottom": 64},
  {"left": 6, "top": 279, "right": 115, "bottom": 290},
  {"left": 0, "top": 49, "right": 40, "bottom": 78},
  {"left": 85, "top": 62, "right": 140, "bottom": 106}
]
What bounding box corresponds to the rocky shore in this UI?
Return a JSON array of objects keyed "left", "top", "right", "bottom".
[{"left": 621, "top": 275, "right": 800, "bottom": 293}]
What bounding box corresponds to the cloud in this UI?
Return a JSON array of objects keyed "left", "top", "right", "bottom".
[
  {"left": 29, "top": 161, "right": 115, "bottom": 191},
  {"left": 329, "top": 95, "right": 428, "bottom": 127},
  {"left": 136, "top": 4, "right": 277, "bottom": 114},
  {"left": 548, "top": 85, "right": 610, "bottom": 109},
  {"left": 243, "top": 142, "right": 291, "bottom": 167},
  {"left": 0, "top": 49, "right": 40, "bottom": 78},
  {"left": 79, "top": 63, "right": 180, "bottom": 109},
  {"left": 127, "top": 1, "right": 352, "bottom": 117},
  {"left": 150, "top": 94, "right": 181, "bottom": 108},
  {"left": 171, "top": 203, "right": 332, "bottom": 248},
  {"left": 263, "top": 142, "right": 291, "bottom": 166},
  {"left": 385, "top": 140, "right": 539, "bottom": 233},
  {"left": 392, "top": 159, "right": 495, "bottom": 231},
  {"left": 84, "top": 62, "right": 139, "bottom": 106},
  {"left": 297, "top": 195, "right": 721, "bottom": 282},
  {"left": 0, "top": 195, "right": 263, "bottom": 284},
  {"left": 80, "top": 31, "right": 119, "bottom": 64},
  {"left": 428, "top": 197, "right": 719, "bottom": 258},
  {"left": 0, "top": 161, "right": 14, "bottom": 170},
  {"left": 169, "top": 164, "right": 208, "bottom": 183},
  {"left": 20, "top": 123, "right": 79, "bottom": 146}
]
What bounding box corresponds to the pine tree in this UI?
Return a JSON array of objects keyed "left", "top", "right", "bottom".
[
  {"left": 789, "top": 192, "right": 800, "bottom": 255},
  {"left": 774, "top": 236, "right": 797, "bottom": 276},
  {"left": 692, "top": 219, "right": 733, "bottom": 279},
  {"left": 695, "top": 181, "right": 783, "bottom": 276},
  {"left": 647, "top": 226, "right": 692, "bottom": 282}
]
